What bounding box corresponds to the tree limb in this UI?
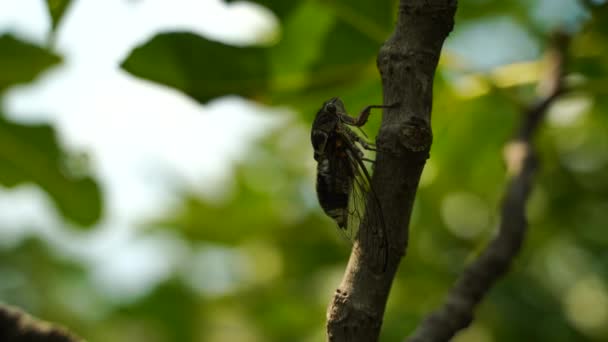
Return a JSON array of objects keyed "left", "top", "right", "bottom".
[
  {"left": 326, "top": 1, "right": 457, "bottom": 341},
  {"left": 406, "top": 31, "right": 570, "bottom": 342},
  {"left": 0, "top": 304, "right": 82, "bottom": 342}
]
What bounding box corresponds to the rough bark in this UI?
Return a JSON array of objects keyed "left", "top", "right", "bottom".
[
  {"left": 406, "top": 32, "right": 570, "bottom": 342},
  {"left": 326, "top": 1, "right": 457, "bottom": 341},
  {"left": 0, "top": 304, "right": 82, "bottom": 342}
]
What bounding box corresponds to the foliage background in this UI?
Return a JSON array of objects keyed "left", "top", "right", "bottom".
[{"left": 1, "top": 0, "right": 607, "bottom": 341}]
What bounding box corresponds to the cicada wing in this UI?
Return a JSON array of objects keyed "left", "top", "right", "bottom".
[
  {"left": 325, "top": 146, "right": 367, "bottom": 244},
  {"left": 344, "top": 144, "right": 389, "bottom": 270}
]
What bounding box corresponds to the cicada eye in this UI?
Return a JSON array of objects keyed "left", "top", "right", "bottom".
[{"left": 325, "top": 103, "right": 336, "bottom": 113}]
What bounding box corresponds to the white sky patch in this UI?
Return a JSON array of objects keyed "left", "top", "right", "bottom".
[
  {"left": 0, "top": 185, "right": 58, "bottom": 249},
  {"left": 0, "top": 0, "right": 282, "bottom": 300},
  {"left": 0, "top": 0, "right": 48, "bottom": 44},
  {"left": 90, "top": 230, "right": 190, "bottom": 302}
]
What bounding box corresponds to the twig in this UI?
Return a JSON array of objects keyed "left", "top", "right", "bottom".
[
  {"left": 406, "top": 31, "right": 570, "bottom": 342},
  {"left": 325, "top": 1, "right": 457, "bottom": 341}
]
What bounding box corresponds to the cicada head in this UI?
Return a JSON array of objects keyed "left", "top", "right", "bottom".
[
  {"left": 322, "top": 97, "right": 346, "bottom": 116},
  {"left": 311, "top": 97, "right": 347, "bottom": 158}
]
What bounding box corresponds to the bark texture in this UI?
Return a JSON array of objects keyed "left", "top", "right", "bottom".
[
  {"left": 326, "top": 1, "right": 457, "bottom": 341},
  {"left": 406, "top": 32, "right": 570, "bottom": 342}
]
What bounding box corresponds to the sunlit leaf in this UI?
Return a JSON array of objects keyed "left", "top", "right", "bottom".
[
  {"left": 0, "top": 117, "right": 102, "bottom": 226},
  {"left": 0, "top": 34, "right": 61, "bottom": 93}
]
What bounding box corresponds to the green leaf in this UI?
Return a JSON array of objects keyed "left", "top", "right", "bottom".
[
  {"left": 121, "top": 32, "right": 270, "bottom": 104},
  {"left": 122, "top": 1, "right": 396, "bottom": 105},
  {"left": 0, "top": 117, "right": 103, "bottom": 226},
  {"left": 0, "top": 34, "right": 61, "bottom": 93},
  {"left": 45, "top": 0, "right": 73, "bottom": 33}
]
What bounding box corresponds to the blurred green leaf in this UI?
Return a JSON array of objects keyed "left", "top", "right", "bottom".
[
  {"left": 325, "top": 0, "right": 395, "bottom": 38},
  {"left": 121, "top": 32, "right": 270, "bottom": 104},
  {"left": 305, "top": 20, "right": 381, "bottom": 90},
  {"left": 0, "top": 34, "right": 61, "bottom": 93},
  {"left": 116, "top": 281, "right": 199, "bottom": 342},
  {"left": 227, "top": 0, "right": 395, "bottom": 31},
  {"left": 267, "top": 1, "right": 334, "bottom": 91},
  {"left": 311, "top": 0, "right": 396, "bottom": 74},
  {"left": 0, "top": 117, "right": 102, "bottom": 226},
  {"left": 45, "top": 0, "right": 72, "bottom": 33}
]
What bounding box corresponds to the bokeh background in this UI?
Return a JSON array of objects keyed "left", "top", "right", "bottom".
[{"left": 1, "top": 0, "right": 607, "bottom": 341}]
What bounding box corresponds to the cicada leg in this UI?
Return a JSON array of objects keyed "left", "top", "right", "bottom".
[
  {"left": 338, "top": 102, "right": 400, "bottom": 127},
  {"left": 358, "top": 140, "right": 377, "bottom": 152},
  {"left": 362, "top": 157, "right": 375, "bottom": 164},
  {"left": 343, "top": 127, "right": 377, "bottom": 152}
]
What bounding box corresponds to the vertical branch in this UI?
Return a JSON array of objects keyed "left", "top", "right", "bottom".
[
  {"left": 326, "top": 1, "right": 457, "bottom": 341},
  {"left": 406, "top": 32, "right": 570, "bottom": 342}
]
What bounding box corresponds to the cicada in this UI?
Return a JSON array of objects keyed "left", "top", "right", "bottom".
[{"left": 311, "top": 97, "right": 392, "bottom": 249}]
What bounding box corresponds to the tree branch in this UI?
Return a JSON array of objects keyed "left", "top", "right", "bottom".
[
  {"left": 406, "top": 31, "right": 570, "bottom": 342},
  {"left": 0, "top": 304, "right": 82, "bottom": 342},
  {"left": 326, "top": 1, "right": 457, "bottom": 341}
]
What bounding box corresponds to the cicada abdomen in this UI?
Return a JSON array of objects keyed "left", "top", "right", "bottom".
[{"left": 314, "top": 136, "right": 356, "bottom": 231}]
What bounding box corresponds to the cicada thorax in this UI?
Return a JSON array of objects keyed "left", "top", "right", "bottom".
[{"left": 315, "top": 133, "right": 358, "bottom": 230}]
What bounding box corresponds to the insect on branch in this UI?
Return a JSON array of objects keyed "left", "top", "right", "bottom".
[{"left": 311, "top": 98, "right": 391, "bottom": 262}]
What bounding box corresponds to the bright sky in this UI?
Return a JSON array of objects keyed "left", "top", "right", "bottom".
[{"left": 0, "top": 0, "right": 285, "bottom": 300}]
